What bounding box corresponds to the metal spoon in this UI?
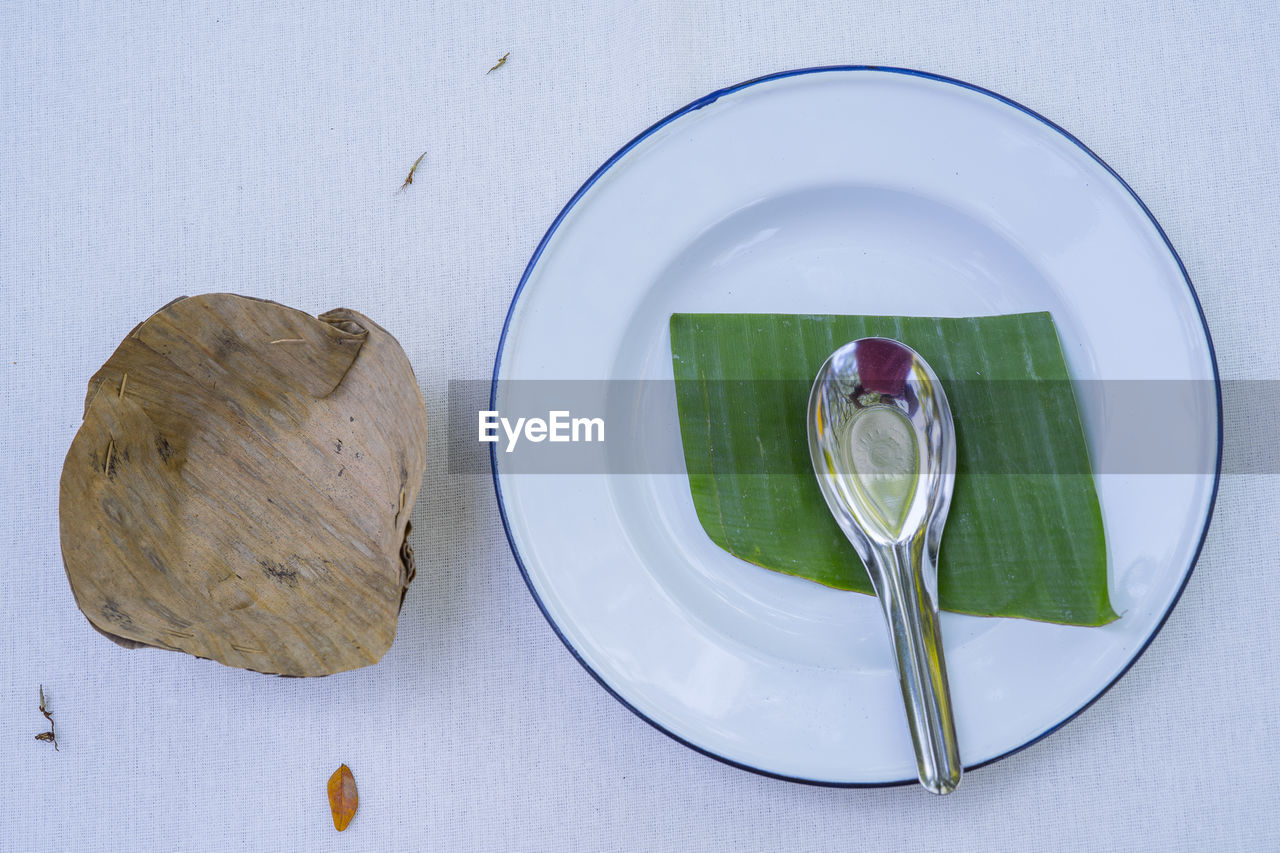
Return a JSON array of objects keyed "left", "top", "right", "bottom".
[{"left": 807, "top": 337, "right": 962, "bottom": 795}]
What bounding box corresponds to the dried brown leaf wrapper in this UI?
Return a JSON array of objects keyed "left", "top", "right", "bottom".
[{"left": 59, "top": 294, "right": 428, "bottom": 677}]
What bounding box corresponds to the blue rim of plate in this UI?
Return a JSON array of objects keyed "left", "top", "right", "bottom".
[{"left": 490, "top": 65, "right": 1223, "bottom": 788}]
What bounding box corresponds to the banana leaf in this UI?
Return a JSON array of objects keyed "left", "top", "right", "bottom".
[{"left": 669, "top": 312, "right": 1115, "bottom": 626}]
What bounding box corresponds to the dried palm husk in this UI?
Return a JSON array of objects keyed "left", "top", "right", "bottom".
[{"left": 59, "top": 294, "right": 428, "bottom": 676}]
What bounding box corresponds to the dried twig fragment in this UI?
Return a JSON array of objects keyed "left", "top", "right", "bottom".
[
  {"left": 327, "top": 764, "right": 358, "bottom": 831},
  {"left": 487, "top": 51, "right": 509, "bottom": 74},
  {"left": 36, "top": 684, "right": 58, "bottom": 750},
  {"left": 400, "top": 151, "right": 427, "bottom": 192}
]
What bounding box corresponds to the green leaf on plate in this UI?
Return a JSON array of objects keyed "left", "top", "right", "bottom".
[{"left": 669, "top": 311, "right": 1115, "bottom": 626}]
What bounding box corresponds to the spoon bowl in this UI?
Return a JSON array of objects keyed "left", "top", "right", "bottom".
[{"left": 807, "top": 337, "right": 962, "bottom": 794}]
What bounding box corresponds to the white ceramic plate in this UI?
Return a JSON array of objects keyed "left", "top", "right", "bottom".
[{"left": 492, "top": 68, "right": 1220, "bottom": 785}]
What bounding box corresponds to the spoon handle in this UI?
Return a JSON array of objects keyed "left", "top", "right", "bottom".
[{"left": 871, "top": 542, "right": 962, "bottom": 795}]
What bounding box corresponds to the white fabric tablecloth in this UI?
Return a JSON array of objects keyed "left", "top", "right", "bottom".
[{"left": 4, "top": 2, "right": 1277, "bottom": 849}]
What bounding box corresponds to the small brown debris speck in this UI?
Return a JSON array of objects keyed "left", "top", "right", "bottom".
[
  {"left": 487, "top": 51, "right": 510, "bottom": 74},
  {"left": 36, "top": 685, "right": 58, "bottom": 751},
  {"left": 400, "top": 151, "right": 427, "bottom": 192}
]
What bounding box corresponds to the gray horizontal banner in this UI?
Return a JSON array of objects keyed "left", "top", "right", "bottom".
[{"left": 449, "top": 379, "right": 1264, "bottom": 476}]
